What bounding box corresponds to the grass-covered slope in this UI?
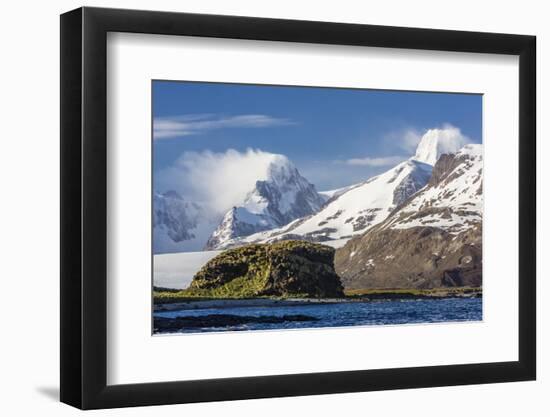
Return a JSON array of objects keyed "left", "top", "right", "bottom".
[{"left": 181, "top": 240, "right": 344, "bottom": 298}]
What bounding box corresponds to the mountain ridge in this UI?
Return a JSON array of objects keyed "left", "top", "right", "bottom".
[
  {"left": 208, "top": 132, "right": 455, "bottom": 250},
  {"left": 153, "top": 128, "right": 478, "bottom": 255},
  {"left": 335, "top": 144, "right": 482, "bottom": 289}
]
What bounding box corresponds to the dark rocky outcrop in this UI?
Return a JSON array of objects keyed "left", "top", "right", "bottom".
[
  {"left": 185, "top": 240, "right": 344, "bottom": 298},
  {"left": 335, "top": 223, "right": 482, "bottom": 289},
  {"left": 154, "top": 314, "right": 318, "bottom": 332}
]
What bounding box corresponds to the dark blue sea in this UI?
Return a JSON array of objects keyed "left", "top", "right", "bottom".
[{"left": 154, "top": 297, "right": 482, "bottom": 334}]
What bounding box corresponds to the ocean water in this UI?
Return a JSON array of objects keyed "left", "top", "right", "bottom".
[{"left": 154, "top": 297, "right": 482, "bottom": 334}]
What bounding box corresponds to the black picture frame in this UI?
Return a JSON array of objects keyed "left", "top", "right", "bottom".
[{"left": 60, "top": 6, "right": 536, "bottom": 410}]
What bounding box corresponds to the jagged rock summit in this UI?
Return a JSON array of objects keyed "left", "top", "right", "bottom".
[{"left": 205, "top": 155, "right": 325, "bottom": 249}]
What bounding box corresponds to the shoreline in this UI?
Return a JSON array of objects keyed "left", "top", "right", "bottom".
[{"left": 154, "top": 287, "right": 482, "bottom": 312}]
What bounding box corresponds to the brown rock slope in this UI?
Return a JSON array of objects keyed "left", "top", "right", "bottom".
[
  {"left": 335, "top": 145, "right": 483, "bottom": 290},
  {"left": 335, "top": 223, "right": 482, "bottom": 289}
]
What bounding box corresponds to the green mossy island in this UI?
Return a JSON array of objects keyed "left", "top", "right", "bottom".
[
  {"left": 162, "top": 240, "right": 344, "bottom": 300},
  {"left": 154, "top": 286, "right": 482, "bottom": 304}
]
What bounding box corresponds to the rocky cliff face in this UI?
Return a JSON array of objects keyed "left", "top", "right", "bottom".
[
  {"left": 185, "top": 241, "right": 344, "bottom": 298},
  {"left": 335, "top": 224, "right": 482, "bottom": 289},
  {"left": 335, "top": 145, "right": 482, "bottom": 289}
]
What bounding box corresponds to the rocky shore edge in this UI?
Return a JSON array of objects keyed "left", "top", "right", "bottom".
[
  {"left": 154, "top": 287, "right": 481, "bottom": 312},
  {"left": 154, "top": 314, "right": 319, "bottom": 333}
]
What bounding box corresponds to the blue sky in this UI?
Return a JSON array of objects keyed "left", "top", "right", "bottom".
[{"left": 153, "top": 81, "right": 482, "bottom": 192}]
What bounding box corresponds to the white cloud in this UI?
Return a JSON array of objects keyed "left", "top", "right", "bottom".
[
  {"left": 345, "top": 155, "right": 406, "bottom": 167},
  {"left": 413, "top": 124, "right": 472, "bottom": 165},
  {"left": 384, "top": 127, "right": 423, "bottom": 154},
  {"left": 343, "top": 124, "right": 471, "bottom": 168},
  {"left": 385, "top": 124, "right": 472, "bottom": 156},
  {"left": 154, "top": 114, "right": 295, "bottom": 139},
  {"left": 156, "top": 149, "right": 284, "bottom": 214},
  {"left": 400, "top": 129, "right": 424, "bottom": 153},
  {"left": 429, "top": 124, "right": 472, "bottom": 151}
]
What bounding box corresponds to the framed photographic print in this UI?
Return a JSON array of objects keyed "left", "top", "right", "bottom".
[{"left": 60, "top": 6, "right": 536, "bottom": 409}]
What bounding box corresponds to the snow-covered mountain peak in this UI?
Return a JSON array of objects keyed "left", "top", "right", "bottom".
[
  {"left": 205, "top": 157, "right": 325, "bottom": 250},
  {"left": 413, "top": 127, "right": 470, "bottom": 165}
]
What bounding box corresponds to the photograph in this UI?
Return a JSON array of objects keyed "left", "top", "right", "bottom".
[
  {"left": 152, "top": 81, "right": 483, "bottom": 334},
  {"left": 51, "top": 2, "right": 540, "bottom": 412}
]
